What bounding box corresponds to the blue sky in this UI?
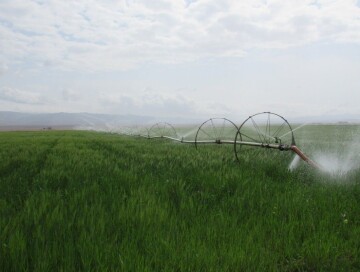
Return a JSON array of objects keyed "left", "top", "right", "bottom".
[{"left": 0, "top": 0, "right": 359, "bottom": 120}]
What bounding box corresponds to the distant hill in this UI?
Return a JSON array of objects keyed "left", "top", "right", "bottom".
[{"left": 0, "top": 111, "right": 155, "bottom": 130}]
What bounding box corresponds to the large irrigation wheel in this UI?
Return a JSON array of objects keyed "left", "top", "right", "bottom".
[
  {"left": 134, "top": 127, "right": 149, "bottom": 138},
  {"left": 195, "top": 118, "right": 239, "bottom": 149},
  {"left": 195, "top": 118, "right": 239, "bottom": 161},
  {"left": 234, "top": 112, "right": 295, "bottom": 165},
  {"left": 148, "top": 122, "right": 178, "bottom": 139}
]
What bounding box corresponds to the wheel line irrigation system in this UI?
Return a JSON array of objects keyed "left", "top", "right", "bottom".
[{"left": 118, "top": 111, "right": 322, "bottom": 170}]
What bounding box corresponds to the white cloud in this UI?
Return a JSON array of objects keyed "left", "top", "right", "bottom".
[
  {"left": 0, "top": 62, "right": 8, "bottom": 76},
  {"left": 98, "top": 90, "right": 199, "bottom": 117},
  {"left": 0, "top": 0, "right": 359, "bottom": 120},
  {"left": 62, "top": 88, "right": 80, "bottom": 102},
  {"left": 1, "top": 0, "right": 359, "bottom": 72},
  {"left": 0, "top": 86, "right": 45, "bottom": 104}
]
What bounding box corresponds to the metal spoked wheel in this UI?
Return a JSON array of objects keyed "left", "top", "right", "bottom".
[
  {"left": 148, "top": 122, "right": 178, "bottom": 139},
  {"left": 195, "top": 118, "right": 239, "bottom": 161},
  {"left": 195, "top": 118, "right": 238, "bottom": 149},
  {"left": 234, "top": 112, "right": 295, "bottom": 165},
  {"left": 135, "top": 127, "right": 150, "bottom": 138}
]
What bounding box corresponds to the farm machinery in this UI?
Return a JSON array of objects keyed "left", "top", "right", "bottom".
[{"left": 121, "top": 112, "right": 321, "bottom": 170}]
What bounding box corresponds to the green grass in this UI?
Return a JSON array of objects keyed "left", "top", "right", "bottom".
[{"left": 0, "top": 129, "right": 360, "bottom": 271}]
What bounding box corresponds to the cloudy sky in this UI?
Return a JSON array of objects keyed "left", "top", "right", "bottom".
[{"left": 0, "top": 0, "right": 359, "bottom": 120}]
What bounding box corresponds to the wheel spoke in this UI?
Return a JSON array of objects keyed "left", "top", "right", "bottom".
[
  {"left": 250, "top": 117, "right": 265, "bottom": 143},
  {"left": 200, "top": 127, "right": 213, "bottom": 140},
  {"left": 239, "top": 132, "right": 262, "bottom": 143},
  {"left": 272, "top": 121, "right": 286, "bottom": 138},
  {"left": 219, "top": 119, "right": 226, "bottom": 139},
  {"left": 252, "top": 117, "right": 275, "bottom": 143},
  {"left": 266, "top": 113, "right": 271, "bottom": 144},
  {"left": 210, "top": 119, "right": 218, "bottom": 139}
]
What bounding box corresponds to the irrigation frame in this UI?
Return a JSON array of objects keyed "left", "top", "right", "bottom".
[{"left": 119, "top": 112, "right": 321, "bottom": 169}]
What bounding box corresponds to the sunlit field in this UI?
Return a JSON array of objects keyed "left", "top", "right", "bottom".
[{"left": 1, "top": 125, "right": 360, "bottom": 271}]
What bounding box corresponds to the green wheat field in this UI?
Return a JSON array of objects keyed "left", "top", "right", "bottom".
[{"left": 1, "top": 126, "right": 360, "bottom": 271}]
